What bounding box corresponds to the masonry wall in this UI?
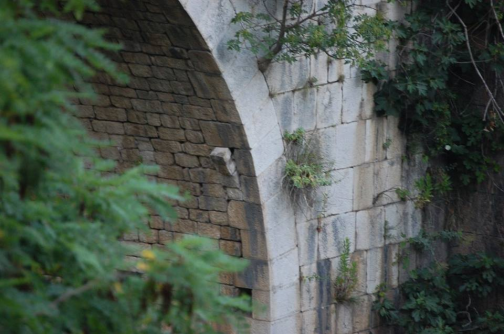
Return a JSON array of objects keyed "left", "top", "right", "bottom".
[
  {"left": 261, "top": 1, "right": 423, "bottom": 333},
  {"left": 75, "top": 1, "right": 271, "bottom": 322},
  {"left": 73, "top": 0, "right": 425, "bottom": 333}
]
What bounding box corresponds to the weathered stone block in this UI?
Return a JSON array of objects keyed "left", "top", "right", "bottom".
[
  {"left": 189, "top": 168, "right": 221, "bottom": 183},
  {"left": 316, "top": 83, "right": 342, "bottom": 129},
  {"left": 198, "top": 196, "right": 227, "bottom": 212},
  {"left": 92, "top": 120, "right": 125, "bottom": 134},
  {"left": 197, "top": 222, "right": 221, "bottom": 239},
  {"left": 210, "top": 147, "right": 236, "bottom": 176},
  {"left": 183, "top": 105, "right": 215, "bottom": 120},
  {"left": 124, "top": 123, "right": 158, "bottom": 137},
  {"left": 174, "top": 153, "right": 199, "bottom": 168},
  {"left": 202, "top": 184, "right": 226, "bottom": 198},
  {"left": 200, "top": 121, "right": 248, "bottom": 148},
  {"left": 318, "top": 212, "right": 356, "bottom": 260},
  {"left": 189, "top": 209, "right": 209, "bottom": 223},
  {"left": 151, "top": 139, "right": 181, "bottom": 153},
  {"left": 159, "top": 115, "right": 180, "bottom": 128},
  {"left": 158, "top": 165, "right": 184, "bottom": 180},
  {"left": 158, "top": 128, "right": 185, "bottom": 141},
  {"left": 179, "top": 117, "right": 200, "bottom": 130},
  {"left": 185, "top": 130, "right": 204, "bottom": 143},
  {"left": 220, "top": 226, "right": 239, "bottom": 240},
  {"left": 228, "top": 200, "right": 264, "bottom": 231},
  {"left": 183, "top": 143, "right": 212, "bottom": 156},
  {"left": 127, "top": 110, "right": 147, "bottom": 124},
  {"left": 211, "top": 99, "right": 242, "bottom": 124},
  {"left": 219, "top": 240, "right": 242, "bottom": 257},
  {"left": 356, "top": 207, "right": 385, "bottom": 250},
  {"left": 188, "top": 71, "right": 232, "bottom": 100}
]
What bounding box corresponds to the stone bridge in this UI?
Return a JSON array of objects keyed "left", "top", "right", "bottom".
[{"left": 76, "top": 0, "right": 421, "bottom": 333}]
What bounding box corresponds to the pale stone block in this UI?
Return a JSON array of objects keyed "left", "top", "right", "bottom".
[
  {"left": 272, "top": 92, "right": 294, "bottom": 132},
  {"left": 271, "top": 313, "right": 300, "bottom": 334},
  {"left": 385, "top": 116, "right": 406, "bottom": 160},
  {"left": 310, "top": 53, "right": 329, "bottom": 85},
  {"left": 352, "top": 295, "right": 372, "bottom": 332},
  {"left": 373, "top": 158, "right": 402, "bottom": 206},
  {"left": 293, "top": 88, "right": 317, "bottom": 131},
  {"left": 361, "top": 82, "right": 377, "bottom": 120},
  {"left": 252, "top": 289, "right": 271, "bottom": 321},
  {"left": 247, "top": 318, "right": 271, "bottom": 334},
  {"left": 257, "top": 156, "right": 285, "bottom": 204},
  {"left": 266, "top": 214, "right": 298, "bottom": 260},
  {"left": 404, "top": 200, "right": 422, "bottom": 239},
  {"left": 366, "top": 247, "right": 384, "bottom": 294},
  {"left": 251, "top": 126, "right": 284, "bottom": 176},
  {"left": 318, "top": 212, "right": 356, "bottom": 260},
  {"left": 365, "top": 117, "right": 387, "bottom": 163},
  {"left": 384, "top": 202, "right": 406, "bottom": 244},
  {"left": 300, "top": 263, "right": 319, "bottom": 311},
  {"left": 328, "top": 59, "right": 354, "bottom": 83},
  {"left": 342, "top": 77, "right": 363, "bottom": 124},
  {"left": 335, "top": 304, "right": 353, "bottom": 334},
  {"left": 316, "top": 83, "right": 342, "bottom": 129},
  {"left": 270, "top": 283, "right": 301, "bottom": 320},
  {"left": 300, "top": 309, "right": 318, "bottom": 334},
  {"left": 297, "top": 219, "right": 319, "bottom": 266},
  {"left": 386, "top": 243, "right": 400, "bottom": 288},
  {"left": 265, "top": 57, "right": 311, "bottom": 93},
  {"left": 318, "top": 121, "right": 366, "bottom": 170},
  {"left": 270, "top": 248, "right": 300, "bottom": 289},
  {"left": 316, "top": 167, "right": 354, "bottom": 216},
  {"left": 353, "top": 163, "right": 374, "bottom": 211},
  {"left": 351, "top": 250, "right": 367, "bottom": 295},
  {"left": 356, "top": 207, "right": 385, "bottom": 250}
]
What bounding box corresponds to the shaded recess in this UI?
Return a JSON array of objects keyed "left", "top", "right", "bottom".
[{"left": 74, "top": 0, "right": 270, "bottom": 325}]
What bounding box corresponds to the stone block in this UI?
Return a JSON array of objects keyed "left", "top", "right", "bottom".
[
  {"left": 139, "top": 229, "right": 158, "bottom": 243},
  {"left": 219, "top": 240, "right": 242, "bottom": 257},
  {"left": 183, "top": 143, "right": 213, "bottom": 156},
  {"left": 177, "top": 181, "right": 201, "bottom": 197},
  {"left": 146, "top": 113, "right": 161, "bottom": 126},
  {"left": 297, "top": 220, "right": 319, "bottom": 266},
  {"left": 161, "top": 103, "right": 183, "bottom": 116},
  {"left": 152, "top": 67, "right": 177, "bottom": 80},
  {"left": 317, "top": 121, "right": 366, "bottom": 170},
  {"left": 189, "top": 209, "right": 209, "bottom": 223},
  {"left": 316, "top": 83, "right": 342, "bottom": 129},
  {"left": 352, "top": 295, "right": 372, "bottom": 332},
  {"left": 179, "top": 117, "right": 200, "bottom": 130},
  {"left": 202, "top": 184, "right": 226, "bottom": 198},
  {"left": 189, "top": 168, "right": 221, "bottom": 183},
  {"left": 185, "top": 130, "right": 204, "bottom": 143},
  {"left": 198, "top": 196, "right": 227, "bottom": 212},
  {"left": 318, "top": 212, "right": 356, "bottom": 260},
  {"left": 110, "top": 96, "right": 132, "bottom": 109},
  {"left": 316, "top": 167, "right": 354, "bottom": 216},
  {"left": 200, "top": 121, "right": 249, "bottom": 148},
  {"left": 188, "top": 50, "right": 220, "bottom": 73},
  {"left": 353, "top": 163, "right": 374, "bottom": 211},
  {"left": 158, "top": 128, "right": 185, "bottom": 141},
  {"left": 197, "top": 222, "right": 221, "bottom": 239},
  {"left": 211, "top": 99, "right": 242, "bottom": 124},
  {"left": 227, "top": 188, "right": 243, "bottom": 201},
  {"left": 124, "top": 123, "right": 158, "bottom": 137},
  {"left": 131, "top": 99, "right": 163, "bottom": 113},
  {"left": 342, "top": 77, "right": 364, "bottom": 123},
  {"left": 220, "top": 226, "right": 239, "bottom": 240},
  {"left": 92, "top": 120, "right": 125, "bottom": 134},
  {"left": 158, "top": 165, "right": 184, "bottom": 180},
  {"left": 264, "top": 57, "right": 310, "bottom": 93},
  {"left": 76, "top": 105, "right": 94, "bottom": 118},
  {"left": 234, "top": 149, "right": 255, "bottom": 176},
  {"left": 228, "top": 200, "right": 264, "bottom": 231},
  {"left": 127, "top": 110, "right": 147, "bottom": 124},
  {"left": 147, "top": 78, "right": 173, "bottom": 93},
  {"left": 110, "top": 86, "right": 137, "bottom": 98},
  {"left": 210, "top": 147, "right": 236, "bottom": 176},
  {"left": 151, "top": 139, "right": 181, "bottom": 153},
  {"left": 366, "top": 247, "right": 384, "bottom": 294},
  {"left": 241, "top": 230, "right": 267, "bottom": 260},
  {"left": 122, "top": 52, "right": 151, "bottom": 65},
  {"left": 373, "top": 158, "right": 402, "bottom": 206},
  {"left": 365, "top": 117, "right": 387, "bottom": 163},
  {"left": 356, "top": 207, "right": 385, "bottom": 250},
  {"left": 270, "top": 283, "right": 300, "bottom": 321},
  {"left": 188, "top": 71, "right": 232, "bottom": 100},
  {"left": 128, "top": 64, "right": 152, "bottom": 77},
  {"left": 310, "top": 52, "right": 329, "bottom": 85},
  {"left": 159, "top": 115, "right": 179, "bottom": 128},
  {"left": 335, "top": 304, "right": 353, "bottom": 334},
  {"left": 168, "top": 219, "right": 196, "bottom": 234}
]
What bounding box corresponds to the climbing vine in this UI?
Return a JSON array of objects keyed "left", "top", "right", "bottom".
[{"left": 362, "top": 0, "right": 504, "bottom": 186}]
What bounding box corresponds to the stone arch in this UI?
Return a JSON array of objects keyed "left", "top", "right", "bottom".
[{"left": 77, "top": 0, "right": 299, "bottom": 332}]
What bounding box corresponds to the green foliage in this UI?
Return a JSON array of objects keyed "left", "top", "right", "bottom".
[
  {"left": 228, "top": 0, "right": 392, "bottom": 68},
  {"left": 283, "top": 128, "right": 332, "bottom": 189},
  {"left": 362, "top": 0, "right": 504, "bottom": 186},
  {"left": 283, "top": 128, "right": 305, "bottom": 144},
  {"left": 374, "top": 253, "right": 504, "bottom": 333},
  {"left": 0, "top": 1, "right": 249, "bottom": 333},
  {"left": 333, "top": 238, "right": 358, "bottom": 303}
]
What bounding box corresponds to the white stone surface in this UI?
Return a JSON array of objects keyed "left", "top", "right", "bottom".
[
  {"left": 316, "top": 83, "right": 342, "bottom": 129},
  {"left": 356, "top": 207, "right": 385, "bottom": 250},
  {"left": 318, "top": 212, "right": 356, "bottom": 260}
]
